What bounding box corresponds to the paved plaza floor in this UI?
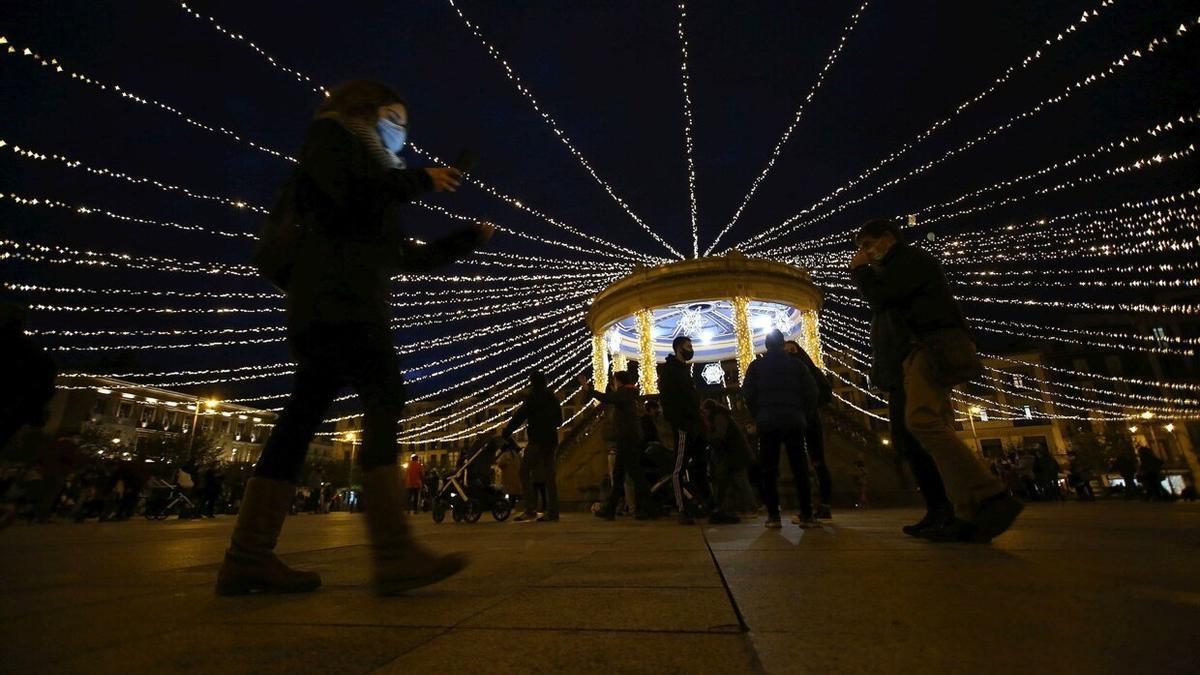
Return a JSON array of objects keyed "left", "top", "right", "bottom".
[{"left": 1, "top": 502, "right": 1198, "bottom": 674}]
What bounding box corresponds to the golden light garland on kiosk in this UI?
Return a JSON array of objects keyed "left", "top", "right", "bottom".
[
  {"left": 636, "top": 309, "right": 658, "bottom": 395},
  {"left": 731, "top": 296, "right": 754, "bottom": 382}
]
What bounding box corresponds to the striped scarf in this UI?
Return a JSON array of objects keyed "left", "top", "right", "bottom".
[{"left": 318, "top": 112, "right": 404, "bottom": 170}]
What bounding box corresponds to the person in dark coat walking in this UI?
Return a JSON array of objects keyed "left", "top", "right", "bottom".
[
  {"left": 503, "top": 371, "right": 563, "bottom": 521},
  {"left": 784, "top": 340, "right": 834, "bottom": 520},
  {"left": 851, "top": 218, "right": 1021, "bottom": 543},
  {"left": 217, "top": 80, "right": 490, "bottom": 597},
  {"left": 581, "top": 372, "right": 656, "bottom": 520},
  {"left": 657, "top": 336, "right": 708, "bottom": 524},
  {"left": 742, "top": 329, "right": 821, "bottom": 528}
]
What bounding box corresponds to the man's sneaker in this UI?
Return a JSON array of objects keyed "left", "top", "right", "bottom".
[
  {"left": 764, "top": 515, "right": 782, "bottom": 529},
  {"left": 678, "top": 513, "right": 695, "bottom": 525},
  {"left": 969, "top": 492, "right": 1024, "bottom": 543},
  {"left": 815, "top": 504, "right": 833, "bottom": 520},
  {"left": 593, "top": 508, "right": 615, "bottom": 521},
  {"left": 538, "top": 513, "right": 559, "bottom": 522},
  {"left": 513, "top": 511, "right": 539, "bottom": 523},
  {"left": 708, "top": 512, "right": 741, "bottom": 525}
]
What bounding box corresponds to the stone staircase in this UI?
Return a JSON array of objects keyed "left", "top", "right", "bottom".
[{"left": 552, "top": 393, "right": 922, "bottom": 512}]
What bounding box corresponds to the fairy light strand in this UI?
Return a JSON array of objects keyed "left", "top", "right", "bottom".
[
  {"left": 728, "top": 0, "right": 1126, "bottom": 252},
  {"left": 441, "top": 0, "right": 684, "bottom": 259},
  {"left": 704, "top": 0, "right": 871, "bottom": 255},
  {"left": 740, "top": 12, "right": 1199, "bottom": 252},
  {"left": 676, "top": 0, "right": 700, "bottom": 258}
]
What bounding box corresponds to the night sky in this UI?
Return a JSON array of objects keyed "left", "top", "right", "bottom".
[{"left": 2, "top": 1, "right": 1197, "bottom": 419}]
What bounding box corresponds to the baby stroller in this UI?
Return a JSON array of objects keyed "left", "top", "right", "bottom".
[
  {"left": 431, "top": 436, "right": 518, "bottom": 524},
  {"left": 142, "top": 475, "right": 195, "bottom": 520}
]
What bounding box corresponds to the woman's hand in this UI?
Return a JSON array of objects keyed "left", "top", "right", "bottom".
[
  {"left": 577, "top": 374, "right": 592, "bottom": 388},
  {"left": 424, "top": 167, "right": 462, "bottom": 192}
]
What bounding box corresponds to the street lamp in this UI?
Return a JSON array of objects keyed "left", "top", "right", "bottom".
[
  {"left": 1141, "top": 411, "right": 1162, "bottom": 460},
  {"left": 967, "top": 406, "right": 983, "bottom": 455},
  {"left": 343, "top": 430, "right": 360, "bottom": 488},
  {"left": 190, "top": 398, "right": 219, "bottom": 451}
]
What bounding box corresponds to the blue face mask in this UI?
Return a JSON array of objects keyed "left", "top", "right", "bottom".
[{"left": 376, "top": 118, "right": 407, "bottom": 154}]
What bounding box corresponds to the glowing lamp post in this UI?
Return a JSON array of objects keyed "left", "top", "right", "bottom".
[
  {"left": 967, "top": 406, "right": 983, "bottom": 455},
  {"left": 189, "top": 398, "right": 219, "bottom": 451}
]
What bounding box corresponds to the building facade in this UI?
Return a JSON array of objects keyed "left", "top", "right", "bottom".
[{"left": 45, "top": 376, "right": 277, "bottom": 465}]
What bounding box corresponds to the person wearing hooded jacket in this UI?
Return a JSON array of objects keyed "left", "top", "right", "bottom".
[
  {"left": 503, "top": 371, "right": 563, "bottom": 522},
  {"left": 742, "top": 329, "right": 821, "bottom": 528},
  {"left": 216, "top": 80, "right": 492, "bottom": 597}
]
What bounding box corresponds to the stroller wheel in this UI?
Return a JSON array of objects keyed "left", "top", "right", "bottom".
[
  {"left": 432, "top": 499, "right": 447, "bottom": 524},
  {"left": 451, "top": 501, "right": 465, "bottom": 523},
  {"left": 464, "top": 499, "right": 482, "bottom": 524},
  {"left": 492, "top": 497, "right": 512, "bottom": 522}
]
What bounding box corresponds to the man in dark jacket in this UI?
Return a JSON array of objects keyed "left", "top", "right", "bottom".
[
  {"left": 851, "top": 218, "right": 1021, "bottom": 543},
  {"left": 581, "top": 372, "right": 656, "bottom": 520},
  {"left": 657, "top": 336, "right": 708, "bottom": 524},
  {"left": 784, "top": 340, "right": 835, "bottom": 520},
  {"left": 503, "top": 371, "right": 563, "bottom": 521},
  {"left": 742, "top": 329, "right": 820, "bottom": 528}
]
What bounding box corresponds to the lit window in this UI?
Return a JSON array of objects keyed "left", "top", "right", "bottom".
[
  {"left": 1024, "top": 406, "right": 1033, "bottom": 420},
  {"left": 1012, "top": 374, "right": 1025, "bottom": 389},
  {"left": 1152, "top": 326, "right": 1168, "bottom": 348}
]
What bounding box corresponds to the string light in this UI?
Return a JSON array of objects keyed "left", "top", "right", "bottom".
[
  {"left": 740, "top": 13, "right": 1200, "bottom": 252},
  {"left": 176, "top": 2, "right": 327, "bottom": 96},
  {"left": 4, "top": 282, "right": 278, "bottom": 301},
  {"left": 413, "top": 200, "right": 633, "bottom": 263},
  {"left": 380, "top": 331, "right": 586, "bottom": 430},
  {"left": 441, "top": 0, "right": 684, "bottom": 259},
  {"left": 118, "top": 12, "right": 649, "bottom": 266},
  {"left": 676, "top": 0, "right": 700, "bottom": 258},
  {"left": 917, "top": 143, "right": 1196, "bottom": 229},
  {"left": 821, "top": 308, "right": 1200, "bottom": 411},
  {"left": 705, "top": 0, "right": 870, "bottom": 255},
  {"left": 730, "top": 0, "right": 1128, "bottom": 253},
  {"left": 400, "top": 349, "right": 589, "bottom": 441},
  {"left": 0, "top": 237, "right": 257, "bottom": 276},
  {"left": 912, "top": 111, "right": 1200, "bottom": 225},
  {"left": 410, "top": 143, "right": 660, "bottom": 264},
  {"left": 780, "top": 183, "right": 1200, "bottom": 257},
  {"left": 38, "top": 298, "right": 586, "bottom": 353},
  {"left": 0, "top": 138, "right": 269, "bottom": 214},
  {"left": 397, "top": 348, "right": 585, "bottom": 440},
  {"left": 0, "top": 35, "right": 295, "bottom": 162}
]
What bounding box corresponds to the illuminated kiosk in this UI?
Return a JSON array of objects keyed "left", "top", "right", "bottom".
[{"left": 585, "top": 252, "right": 824, "bottom": 394}]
